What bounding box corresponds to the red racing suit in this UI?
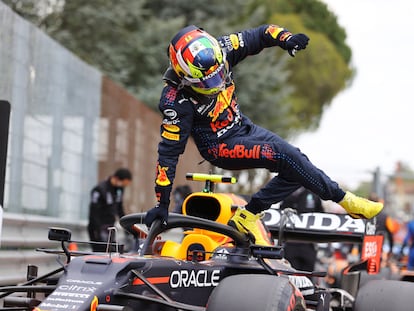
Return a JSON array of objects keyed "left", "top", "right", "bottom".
[{"left": 155, "top": 25, "right": 345, "bottom": 212}]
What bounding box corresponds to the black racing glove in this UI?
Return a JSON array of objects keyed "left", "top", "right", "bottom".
[
  {"left": 144, "top": 204, "right": 169, "bottom": 228},
  {"left": 282, "top": 33, "right": 310, "bottom": 57}
]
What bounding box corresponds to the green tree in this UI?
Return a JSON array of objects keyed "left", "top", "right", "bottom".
[
  {"left": 3, "top": 0, "right": 353, "bottom": 138},
  {"left": 246, "top": 0, "right": 352, "bottom": 64},
  {"left": 3, "top": 0, "right": 355, "bottom": 194},
  {"left": 269, "top": 13, "right": 353, "bottom": 134}
]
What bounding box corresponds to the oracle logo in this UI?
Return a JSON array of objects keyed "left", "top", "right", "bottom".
[{"left": 169, "top": 269, "right": 220, "bottom": 288}]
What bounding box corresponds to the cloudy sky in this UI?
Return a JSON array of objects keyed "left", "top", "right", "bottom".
[{"left": 292, "top": 0, "right": 414, "bottom": 189}]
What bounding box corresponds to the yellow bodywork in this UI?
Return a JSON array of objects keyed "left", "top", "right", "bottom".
[{"left": 161, "top": 191, "right": 247, "bottom": 260}]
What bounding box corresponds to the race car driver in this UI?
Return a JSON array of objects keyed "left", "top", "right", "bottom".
[{"left": 144, "top": 25, "right": 383, "bottom": 245}]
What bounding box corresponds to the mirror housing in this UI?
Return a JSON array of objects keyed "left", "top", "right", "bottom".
[{"left": 48, "top": 227, "right": 72, "bottom": 242}]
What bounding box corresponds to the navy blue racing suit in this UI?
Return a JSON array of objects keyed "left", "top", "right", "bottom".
[{"left": 155, "top": 24, "right": 345, "bottom": 213}]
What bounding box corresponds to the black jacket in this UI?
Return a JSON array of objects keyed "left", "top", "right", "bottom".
[{"left": 88, "top": 178, "right": 125, "bottom": 228}]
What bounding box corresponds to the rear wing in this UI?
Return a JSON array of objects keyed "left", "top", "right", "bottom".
[{"left": 263, "top": 208, "right": 376, "bottom": 244}]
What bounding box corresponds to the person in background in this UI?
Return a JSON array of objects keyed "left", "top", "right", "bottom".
[
  {"left": 400, "top": 219, "right": 414, "bottom": 270},
  {"left": 280, "top": 187, "right": 323, "bottom": 271},
  {"left": 369, "top": 193, "right": 398, "bottom": 258},
  {"left": 88, "top": 168, "right": 132, "bottom": 252},
  {"left": 172, "top": 185, "right": 193, "bottom": 214},
  {"left": 144, "top": 24, "right": 383, "bottom": 246}
]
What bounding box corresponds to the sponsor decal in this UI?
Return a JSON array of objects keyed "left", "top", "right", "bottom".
[
  {"left": 218, "top": 143, "right": 261, "bottom": 159},
  {"left": 202, "top": 63, "right": 224, "bottom": 81},
  {"left": 197, "top": 104, "right": 206, "bottom": 113},
  {"left": 42, "top": 297, "right": 84, "bottom": 304},
  {"left": 261, "top": 144, "right": 277, "bottom": 161},
  {"left": 90, "top": 296, "right": 98, "bottom": 311},
  {"left": 162, "top": 124, "right": 180, "bottom": 132},
  {"left": 208, "top": 100, "right": 228, "bottom": 122},
  {"left": 208, "top": 93, "right": 241, "bottom": 137},
  {"left": 169, "top": 269, "right": 220, "bottom": 288},
  {"left": 163, "top": 118, "right": 181, "bottom": 125},
  {"left": 279, "top": 31, "right": 292, "bottom": 41},
  {"left": 221, "top": 33, "right": 245, "bottom": 51},
  {"left": 202, "top": 84, "right": 241, "bottom": 137},
  {"left": 66, "top": 279, "right": 102, "bottom": 285},
  {"left": 288, "top": 275, "right": 314, "bottom": 296},
  {"left": 236, "top": 33, "right": 245, "bottom": 47},
  {"left": 164, "top": 88, "right": 177, "bottom": 106},
  {"left": 215, "top": 114, "right": 241, "bottom": 137},
  {"left": 156, "top": 165, "right": 171, "bottom": 186},
  {"left": 212, "top": 248, "right": 230, "bottom": 259},
  {"left": 211, "top": 119, "right": 231, "bottom": 134},
  {"left": 184, "top": 34, "right": 194, "bottom": 43},
  {"left": 221, "top": 35, "right": 234, "bottom": 51},
  {"left": 163, "top": 109, "right": 178, "bottom": 119},
  {"left": 51, "top": 291, "right": 90, "bottom": 299},
  {"left": 263, "top": 209, "right": 366, "bottom": 234},
  {"left": 265, "top": 25, "right": 284, "bottom": 39},
  {"left": 230, "top": 34, "right": 239, "bottom": 50},
  {"left": 208, "top": 85, "right": 235, "bottom": 122},
  {"left": 196, "top": 99, "right": 215, "bottom": 115},
  {"left": 365, "top": 219, "right": 376, "bottom": 235},
  {"left": 361, "top": 235, "right": 384, "bottom": 274},
  {"left": 40, "top": 280, "right": 98, "bottom": 309},
  {"left": 39, "top": 302, "right": 69, "bottom": 309},
  {"left": 162, "top": 130, "right": 180, "bottom": 141},
  {"left": 58, "top": 284, "right": 96, "bottom": 293},
  {"left": 133, "top": 276, "right": 170, "bottom": 286}
]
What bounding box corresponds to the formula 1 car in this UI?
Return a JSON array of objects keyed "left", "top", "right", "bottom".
[{"left": 1, "top": 173, "right": 414, "bottom": 311}]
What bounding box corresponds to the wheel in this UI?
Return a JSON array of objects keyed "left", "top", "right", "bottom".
[
  {"left": 354, "top": 279, "right": 414, "bottom": 311},
  {"left": 206, "top": 274, "right": 305, "bottom": 311}
]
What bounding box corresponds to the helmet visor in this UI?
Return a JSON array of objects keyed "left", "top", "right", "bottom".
[{"left": 189, "top": 62, "right": 228, "bottom": 95}]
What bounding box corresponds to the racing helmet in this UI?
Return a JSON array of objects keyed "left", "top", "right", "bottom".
[{"left": 168, "top": 25, "right": 228, "bottom": 95}]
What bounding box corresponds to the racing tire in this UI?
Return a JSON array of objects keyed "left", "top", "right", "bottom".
[
  {"left": 354, "top": 279, "right": 414, "bottom": 311},
  {"left": 206, "top": 274, "right": 305, "bottom": 311}
]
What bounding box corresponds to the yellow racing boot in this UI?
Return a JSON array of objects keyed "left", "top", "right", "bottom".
[
  {"left": 339, "top": 191, "right": 383, "bottom": 219},
  {"left": 228, "top": 208, "right": 273, "bottom": 246}
]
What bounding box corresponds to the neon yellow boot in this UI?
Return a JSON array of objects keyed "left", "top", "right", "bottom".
[
  {"left": 228, "top": 208, "right": 273, "bottom": 246},
  {"left": 339, "top": 191, "right": 383, "bottom": 219}
]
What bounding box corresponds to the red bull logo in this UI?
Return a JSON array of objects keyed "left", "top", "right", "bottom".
[
  {"left": 90, "top": 296, "right": 98, "bottom": 311},
  {"left": 156, "top": 165, "right": 171, "bottom": 186},
  {"left": 265, "top": 25, "right": 284, "bottom": 39},
  {"left": 218, "top": 144, "right": 261, "bottom": 159},
  {"left": 208, "top": 85, "right": 235, "bottom": 122}
]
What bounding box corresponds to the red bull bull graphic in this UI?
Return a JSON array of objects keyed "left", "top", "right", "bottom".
[
  {"left": 265, "top": 25, "right": 284, "bottom": 39},
  {"left": 208, "top": 85, "right": 235, "bottom": 122},
  {"left": 155, "top": 165, "right": 171, "bottom": 186}
]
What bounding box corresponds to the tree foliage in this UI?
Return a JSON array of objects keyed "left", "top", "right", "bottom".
[
  {"left": 3, "top": 0, "right": 353, "bottom": 139},
  {"left": 3, "top": 0, "right": 356, "bottom": 195}
]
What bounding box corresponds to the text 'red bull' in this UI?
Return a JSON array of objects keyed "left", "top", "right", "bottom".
[{"left": 219, "top": 144, "right": 261, "bottom": 159}]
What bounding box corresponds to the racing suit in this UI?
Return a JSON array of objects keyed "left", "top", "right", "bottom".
[
  {"left": 88, "top": 177, "right": 125, "bottom": 251},
  {"left": 155, "top": 24, "right": 345, "bottom": 213}
]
